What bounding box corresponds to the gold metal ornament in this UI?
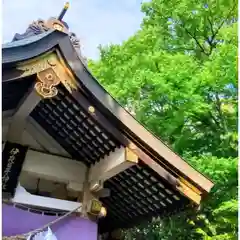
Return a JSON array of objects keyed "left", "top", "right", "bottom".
[
  {"left": 88, "top": 106, "right": 95, "bottom": 114},
  {"left": 17, "top": 52, "right": 78, "bottom": 97},
  {"left": 53, "top": 23, "right": 64, "bottom": 31},
  {"left": 35, "top": 68, "right": 60, "bottom": 98}
]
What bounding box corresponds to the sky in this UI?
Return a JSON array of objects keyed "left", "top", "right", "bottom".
[{"left": 2, "top": 0, "right": 144, "bottom": 59}]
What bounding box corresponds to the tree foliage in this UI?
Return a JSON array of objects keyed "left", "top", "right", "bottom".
[{"left": 88, "top": 0, "right": 238, "bottom": 239}]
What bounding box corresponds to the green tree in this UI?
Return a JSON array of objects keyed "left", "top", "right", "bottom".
[
  {"left": 88, "top": 0, "right": 237, "bottom": 239},
  {"left": 89, "top": 7, "right": 237, "bottom": 157}
]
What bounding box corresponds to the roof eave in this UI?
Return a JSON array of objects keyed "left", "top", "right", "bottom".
[{"left": 2, "top": 30, "right": 214, "bottom": 196}]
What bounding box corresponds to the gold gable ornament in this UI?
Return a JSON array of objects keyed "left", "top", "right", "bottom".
[{"left": 35, "top": 68, "right": 61, "bottom": 99}]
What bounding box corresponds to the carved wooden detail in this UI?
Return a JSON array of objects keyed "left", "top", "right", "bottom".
[
  {"left": 17, "top": 52, "right": 78, "bottom": 98},
  {"left": 28, "top": 19, "right": 50, "bottom": 33},
  {"left": 35, "top": 68, "right": 60, "bottom": 98},
  {"left": 69, "top": 32, "right": 80, "bottom": 50},
  {"left": 14, "top": 17, "right": 81, "bottom": 52}
]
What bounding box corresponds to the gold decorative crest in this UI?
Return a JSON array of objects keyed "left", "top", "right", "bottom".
[
  {"left": 35, "top": 68, "right": 60, "bottom": 98},
  {"left": 17, "top": 52, "right": 78, "bottom": 99}
]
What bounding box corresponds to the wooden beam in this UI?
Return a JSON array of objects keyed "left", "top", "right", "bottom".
[
  {"left": 26, "top": 117, "right": 71, "bottom": 157},
  {"left": 6, "top": 89, "right": 41, "bottom": 143},
  {"left": 12, "top": 184, "right": 82, "bottom": 212},
  {"left": 3, "top": 115, "right": 71, "bottom": 157},
  {"left": 88, "top": 147, "right": 138, "bottom": 185},
  {"left": 2, "top": 110, "right": 15, "bottom": 119},
  {"left": 3, "top": 123, "right": 45, "bottom": 152},
  {"left": 22, "top": 149, "right": 87, "bottom": 192}
]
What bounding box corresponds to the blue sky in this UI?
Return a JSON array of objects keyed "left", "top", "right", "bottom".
[{"left": 2, "top": 0, "right": 144, "bottom": 59}]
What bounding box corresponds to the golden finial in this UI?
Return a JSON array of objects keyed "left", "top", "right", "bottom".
[
  {"left": 58, "top": 2, "right": 70, "bottom": 21},
  {"left": 64, "top": 2, "right": 70, "bottom": 10}
]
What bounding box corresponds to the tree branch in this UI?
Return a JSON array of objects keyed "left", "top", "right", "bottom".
[
  {"left": 215, "top": 93, "right": 228, "bottom": 133},
  {"left": 180, "top": 4, "right": 235, "bottom": 57},
  {"left": 207, "top": 17, "right": 215, "bottom": 37},
  {"left": 180, "top": 23, "right": 210, "bottom": 56},
  {"left": 207, "top": 4, "right": 236, "bottom": 55}
]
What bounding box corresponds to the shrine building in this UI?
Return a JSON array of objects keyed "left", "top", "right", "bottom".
[{"left": 2, "top": 3, "right": 214, "bottom": 240}]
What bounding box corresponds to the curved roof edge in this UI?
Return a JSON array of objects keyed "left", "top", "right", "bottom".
[
  {"left": 2, "top": 31, "right": 65, "bottom": 65},
  {"left": 2, "top": 30, "right": 214, "bottom": 194}
]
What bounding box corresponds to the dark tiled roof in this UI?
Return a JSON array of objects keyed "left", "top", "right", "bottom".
[
  {"left": 100, "top": 160, "right": 189, "bottom": 232},
  {"left": 3, "top": 31, "right": 53, "bottom": 50},
  {"left": 30, "top": 85, "right": 121, "bottom": 166}
]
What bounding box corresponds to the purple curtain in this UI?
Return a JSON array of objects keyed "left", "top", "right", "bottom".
[{"left": 3, "top": 204, "right": 97, "bottom": 240}]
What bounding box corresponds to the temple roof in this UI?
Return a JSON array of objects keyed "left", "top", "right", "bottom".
[{"left": 2, "top": 29, "right": 214, "bottom": 233}]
